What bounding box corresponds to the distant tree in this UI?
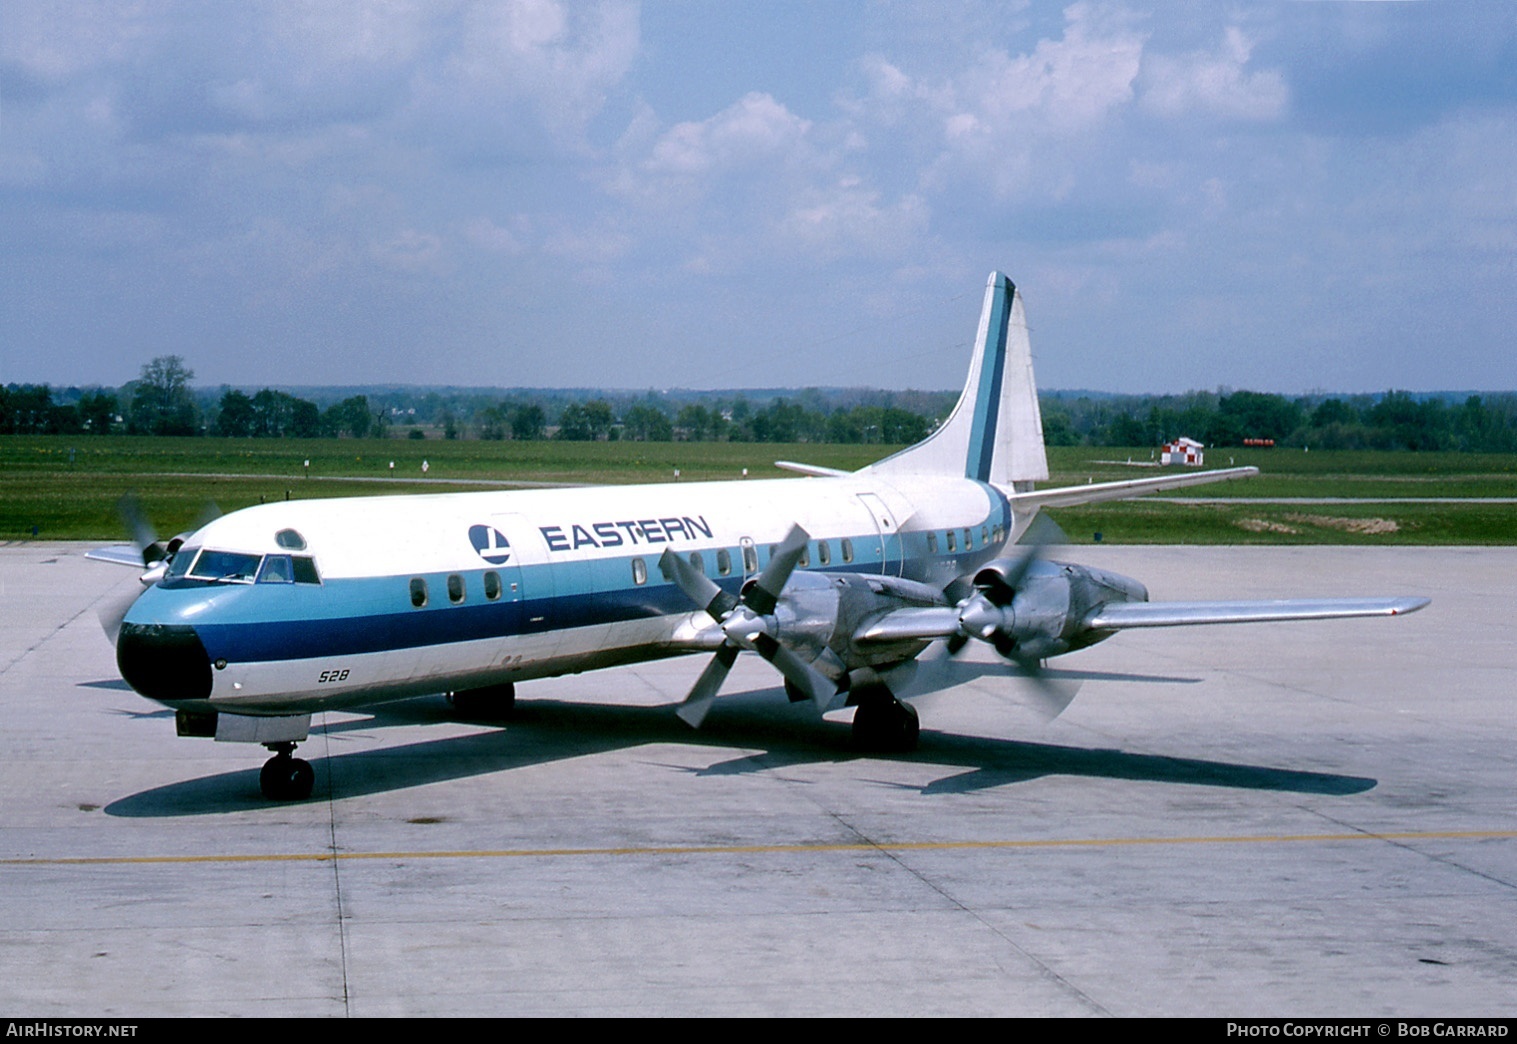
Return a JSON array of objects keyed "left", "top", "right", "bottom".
[
  {"left": 556, "top": 403, "right": 593, "bottom": 441},
  {"left": 510, "top": 403, "right": 545, "bottom": 441},
  {"left": 1, "top": 384, "right": 78, "bottom": 434},
  {"left": 251, "top": 389, "right": 299, "bottom": 437},
  {"left": 78, "top": 391, "right": 119, "bottom": 435},
  {"left": 583, "top": 399, "right": 614, "bottom": 441},
  {"left": 323, "top": 395, "right": 372, "bottom": 439},
  {"left": 129, "top": 356, "right": 199, "bottom": 435},
  {"left": 290, "top": 398, "right": 321, "bottom": 438},
  {"left": 623, "top": 403, "right": 672, "bottom": 441},
  {"left": 216, "top": 389, "right": 256, "bottom": 437},
  {"left": 477, "top": 405, "right": 506, "bottom": 441}
]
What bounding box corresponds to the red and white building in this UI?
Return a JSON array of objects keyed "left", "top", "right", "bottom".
[{"left": 1161, "top": 437, "right": 1204, "bottom": 466}]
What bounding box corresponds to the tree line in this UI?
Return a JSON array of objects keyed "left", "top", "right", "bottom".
[{"left": 7, "top": 355, "right": 1517, "bottom": 452}]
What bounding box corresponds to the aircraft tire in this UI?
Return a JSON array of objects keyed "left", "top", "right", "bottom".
[
  {"left": 851, "top": 689, "right": 920, "bottom": 753},
  {"left": 260, "top": 755, "right": 315, "bottom": 801}
]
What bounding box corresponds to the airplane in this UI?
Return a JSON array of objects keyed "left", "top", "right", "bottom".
[{"left": 90, "top": 273, "right": 1429, "bottom": 800}]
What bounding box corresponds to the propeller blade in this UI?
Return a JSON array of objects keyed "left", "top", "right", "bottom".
[
  {"left": 97, "top": 588, "right": 140, "bottom": 645},
  {"left": 744, "top": 524, "right": 809, "bottom": 615},
  {"left": 115, "top": 493, "right": 166, "bottom": 567},
  {"left": 981, "top": 514, "right": 1066, "bottom": 604},
  {"left": 676, "top": 644, "right": 740, "bottom": 728},
  {"left": 751, "top": 633, "right": 836, "bottom": 708},
  {"left": 659, "top": 548, "right": 738, "bottom": 618},
  {"left": 1007, "top": 650, "right": 1081, "bottom": 721}
]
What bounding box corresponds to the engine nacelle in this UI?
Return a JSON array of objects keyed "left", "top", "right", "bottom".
[
  {"left": 964, "top": 557, "right": 1149, "bottom": 659},
  {"left": 766, "top": 571, "right": 950, "bottom": 676}
]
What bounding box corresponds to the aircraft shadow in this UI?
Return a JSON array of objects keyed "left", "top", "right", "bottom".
[{"left": 104, "top": 686, "right": 1373, "bottom": 817}]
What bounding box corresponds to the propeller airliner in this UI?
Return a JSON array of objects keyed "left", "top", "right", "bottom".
[{"left": 90, "top": 273, "right": 1428, "bottom": 800}]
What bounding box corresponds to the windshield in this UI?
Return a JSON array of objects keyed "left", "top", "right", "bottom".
[
  {"left": 189, "top": 549, "right": 262, "bottom": 583},
  {"left": 165, "top": 547, "right": 199, "bottom": 579}
]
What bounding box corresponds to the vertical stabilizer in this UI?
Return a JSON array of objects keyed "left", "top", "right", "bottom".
[{"left": 865, "top": 272, "right": 1048, "bottom": 489}]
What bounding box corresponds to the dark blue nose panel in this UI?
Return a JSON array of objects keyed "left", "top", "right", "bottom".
[{"left": 118, "top": 623, "right": 212, "bottom": 703}]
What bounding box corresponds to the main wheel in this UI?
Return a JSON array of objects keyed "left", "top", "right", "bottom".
[
  {"left": 447, "top": 681, "right": 517, "bottom": 719},
  {"left": 851, "top": 689, "right": 920, "bottom": 753},
  {"left": 260, "top": 755, "right": 315, "bottom": 800}
]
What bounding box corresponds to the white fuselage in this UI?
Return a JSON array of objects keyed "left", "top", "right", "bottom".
[{"left": 119, "top": 473, "right": 1019, "bottom": 715}]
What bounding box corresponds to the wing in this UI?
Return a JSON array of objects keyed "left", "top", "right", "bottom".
[
  {"left": 1083, "top": 597, "right": 1430, "bottom": 630},
  {"left": 856, "top": 596, "right": 1429, "bottom": 645},
  {"left": 85, "top": 545, "right": 150, "bottom": 568}
]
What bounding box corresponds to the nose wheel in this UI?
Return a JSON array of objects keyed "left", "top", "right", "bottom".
[{"left": 260, "top": 742, "right": 315, "bottom": 801}]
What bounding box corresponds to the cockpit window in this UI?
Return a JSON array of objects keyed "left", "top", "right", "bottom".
[
  {"left": 275, "top": 529, "right": 307, "bottom": 551},
  {"left": 190, "top": 550, "right": 262, "bottom": 583},
  {"left": 166, "top": 548, "right": 199, "bottom": 579},
  {"left": 291, "top": 556, "right": 320, "bottom": 585},
  {"left": 258, "top": 555, "right": 295, "bottom": 584}
]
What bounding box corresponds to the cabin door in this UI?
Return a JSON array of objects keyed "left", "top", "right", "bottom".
[{"left": 856, "top": 493, "right": 903, "bottom": 577}]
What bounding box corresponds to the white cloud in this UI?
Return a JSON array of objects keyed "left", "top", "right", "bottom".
[
  {"left": 781, "top": 179, "right": 930, "bottom": 261},
  {"left": 434, "top": 0, "right": 641, "bottom": 148},
  {"left": 643, "top": 92, "right": 814, "bottom": 179},
  {"left": 1140, "top": 26, "right": 1288, "bottom": 121},
  {"left": 950, "top": 2, "right": 1145, "bottom": 135}
]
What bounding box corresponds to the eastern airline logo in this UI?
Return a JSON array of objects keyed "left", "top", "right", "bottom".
[{"left": 468, "top": 525, "right": 512, "bottom": 565}]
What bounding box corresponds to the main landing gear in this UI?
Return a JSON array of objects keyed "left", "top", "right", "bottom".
[
  {"left": 849, "top": 682, "right": 920, "bottom": 753},
  {"left": 260, "top": 742, "right": 315, "bottom": 801}
]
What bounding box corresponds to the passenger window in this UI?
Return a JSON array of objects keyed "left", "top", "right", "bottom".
[
  {"left": 927, "top": 532, "right": 938, "bottom": 553},
  {"left": 841, "top": 538, "right": 854, "bottom": 564},
  {"left": 291, "top": 556, "right": 321, "bottom": 584},
  {"left": 258, "top": 555, "right": 294, "bottom": 584},
  {"left": 981, "top": 525, "right": 989, "bottom": 545},
  {"left": 946, "top": 530, "right": 957, "bottom": 552},
  {"left": 447, "top": 573, "right": 465, "bottom": 604},
  {"left": 632, "top": 558, "right": 647, "bottom": 585},
  {"left": 741, "top": 541, "right": 758, "bottom": 573},
  {"left": 484, "top": 571, "right": 501, "bottom": 601},
  {"left": 964, "top": 528, "right": 973, "bottom": 550},
  {"left": 716, "top": 548, "right": 732, "bottom": 576},
  {"left": 798, "top": 545, "right": 809, "bottom": 567},
  {"left": 689, "top": 551, "right": 704, "bottom": 575},
  {"left": 816, "top": 541, "right": 830, "bottom": 565},
  {"left": 410, "top": 578, "right": 428, "bottom": 608}
]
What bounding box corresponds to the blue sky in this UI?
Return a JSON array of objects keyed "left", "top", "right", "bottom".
[{"left": 3, "top": 1, "right": 1515, "bottom": 394}]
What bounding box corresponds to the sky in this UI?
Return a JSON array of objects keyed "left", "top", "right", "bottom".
[{"left": 3, "top": 1, "right": 1516, "bottom": 395}]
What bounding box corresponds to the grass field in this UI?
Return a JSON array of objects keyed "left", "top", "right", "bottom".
[{"left": 2, "top": 435, "right": 1513, "bottom": 543}]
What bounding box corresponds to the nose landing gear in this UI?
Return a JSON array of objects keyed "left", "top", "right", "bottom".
[{"left": 260, "top": 742, "right": 315, "bottom": 801}]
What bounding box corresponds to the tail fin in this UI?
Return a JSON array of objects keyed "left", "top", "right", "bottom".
[{"left": 866, "top": 272, "right": 1048, "bottom": 489}]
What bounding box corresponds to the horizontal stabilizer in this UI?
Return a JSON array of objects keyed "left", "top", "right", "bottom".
[
  {"left": 774, "top": 460, "right": 853, "bottom": 478},
  {"left": 1008, "top": 466, "right": 1258, "bottom": 510},
  {"left": 1085, "top": 597, "right": 1430, "bottom": 630}
]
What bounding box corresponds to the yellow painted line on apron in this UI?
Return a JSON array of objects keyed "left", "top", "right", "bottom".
[{"left": 5, "top": 829, "right": 1515, "bottom": 867}]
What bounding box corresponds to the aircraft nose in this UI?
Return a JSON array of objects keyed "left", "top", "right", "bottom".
[{"left": 117, "top": 622, "right": 213, "bottom": 703}]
